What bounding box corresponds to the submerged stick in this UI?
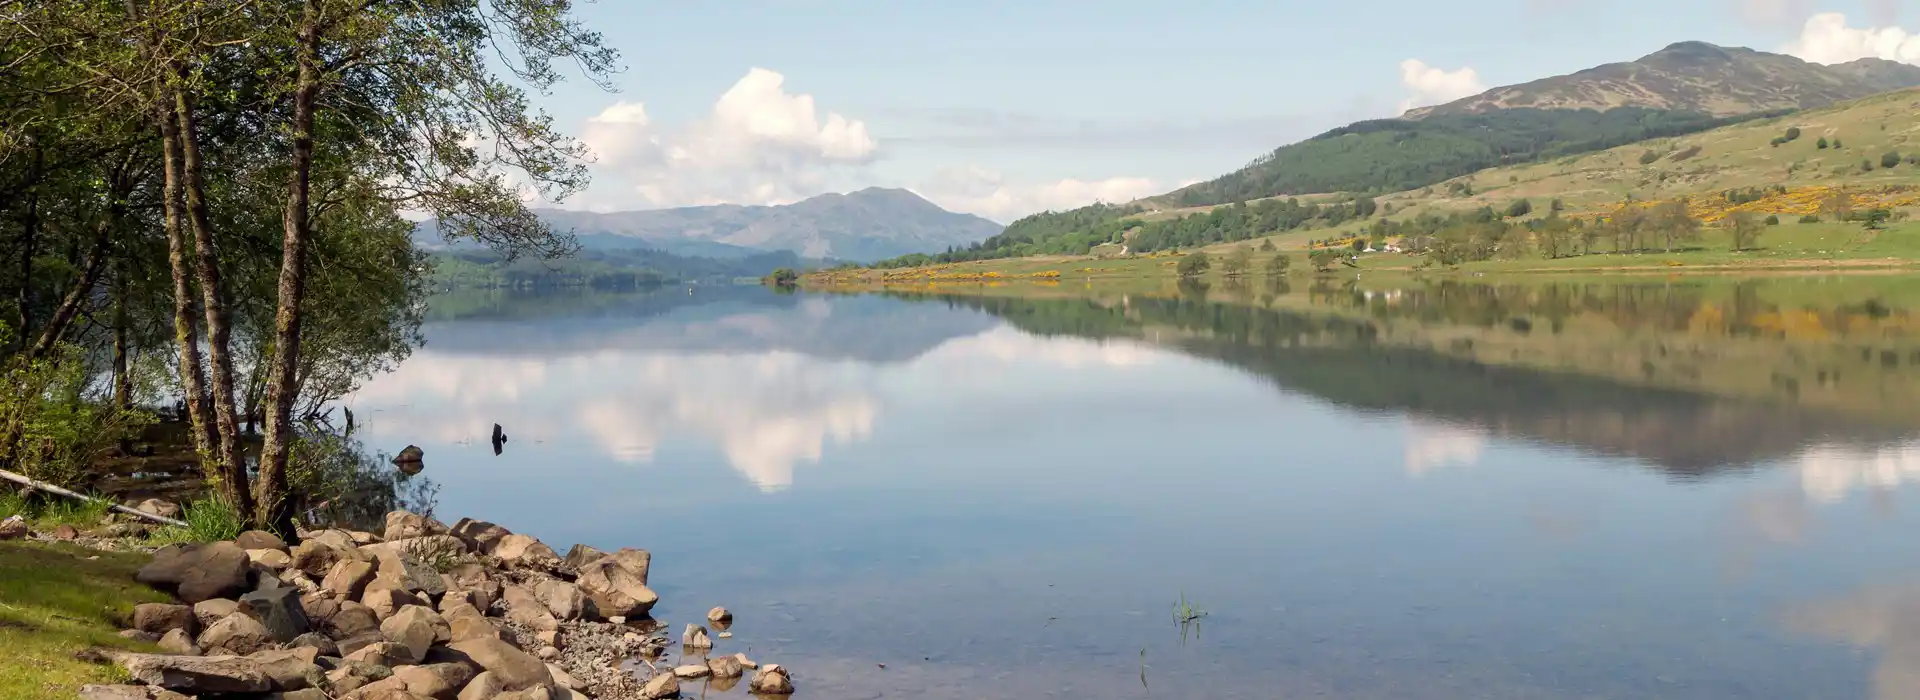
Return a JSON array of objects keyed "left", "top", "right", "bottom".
[{"left": 0, "top": 468, "right": 190, "bottom": 528}]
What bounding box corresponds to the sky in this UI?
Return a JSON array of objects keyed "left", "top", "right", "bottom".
[{"left": 528, "top": 0, "right": 1920, "bottom": 223}]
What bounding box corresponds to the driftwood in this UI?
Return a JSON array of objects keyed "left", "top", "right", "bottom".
[{"left": 0, "top": 468, "right": 190, "bottom": 528}]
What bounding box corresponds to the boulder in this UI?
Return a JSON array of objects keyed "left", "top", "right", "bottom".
[
  {"left": 246, "top": 647, "right": 326, "bottom": 691},
  {"left": 639, "top": 672, "right": 679, "bottom": 699},
  {"left": 79, "top": 685, "right": 192, "bottom": 700},
  {"left": 116, "top": 652, "right": 272, "bottom": 693},
  {"left": 326, "top": 659, "right": 395, "bottom": 694},
  {"left": 393, "top": 445, "right": 425, "bottom": 467},
  {"left": 288, "top": 631, "right": 338, "bottom": 656},
  {"left": 157, "top": 628, "right": 200, "bottom": 655},
  {"left": 364, "top": 587, "right": 425, "bottom": 620},
  {"left": 289, "top": 539, "right": 345, "bottom": 577},
  {"left": 120, "top": 629, "right": 161, "bottom": 643},
  {"left": 749, "top": 664, "right": 793, "bottom": 695},
  {"left": 680, "top": 624, "right": 711, "bottom": 649},
  {"left": 732, "top": 653, "right": 758, "bottom": 670},
  {"left": 269, "top": 689, "right": 332, "bottom": 700},
  {"left": 393, "top": 662, "right": 476, "bottom": 700},
  {"left": 191, "top": 598, "right": 240, "bottom": 629},
  {"left": 240, "top": 584, "right": 313, "bottom": 642},
  {"left": 132, "top": 603, "right": 196, "bottom": 637},
  {"left": 324, "top": 558, "right": 378, "bottom": 599},
  {"left": 345, "top": 641, "right": 417, "bottom": 668},
  {"left": 444, "top": 603, "right": 502, "bottom": 643},
  {"left": 52, "top": 524, "right": 79, "bottom": 540},
  {"left": 315, "top": 598, "right": 382, "bottom": 640},
  {"left": 380, "top": 606, "right": 444, "bottom": 663},
  {"left": 133, "top": 498, "right": 182, "bottom": 519},
  {"left": 535, "top": 646, "right": 559, "bottom": 660},
  {"left": 439, "top": 589, "right": 480, "bottom": 613},
  {"left": 199, "top": 612, "right": 274, "bottom": 655},
  {"left": 449, "top": 519, "right": 512, "bottom": 554},
  {"left": 445, "top": 638, "right": 553, "bottom": 691},
  {"left": 456, "top": 671, "right": 502, "bottom": 700},
  {"left": 349, "top": 530, "right": 382, "bottom": 546},
  {"left": 533, "top": 580, "right": 587, "bottom": 621},
  {"left": 706, "top": 654, "right": 745, "bottom": 678},
  {"left": 500, "top": 584, "right": 558, "bottom": 632},
  {"left": 337, "top": 630, "right": 390, "bottom": 657},
  {"left": 136, "top": 541, "right": 252, "bottom": 603},
  {"left": 706, "top": 606, "right": 732, "bottom": 626},
  {"left": 576, "top": 552, "right": 656, "bottom": 619},
  {"left": 561, "top": 544, "right": 605, "bottom": 570},
  {"left": 309, "top": 529, "right": 361, "bottom": 552},
  {"left": 491, "top": 534, "right": 559, "bottom": 567},
  {"left": 384, "top": 511, "right": 449, "bottom": 541},
  {"left": 0, "top": 516, "right": 24, "bottom": 540},
  {"left": 544, "top": 663, "right": 580, "bottom": 690},
  {"left": 236, "top": 530, "right": 289, "bottom": 552},
  {"left": 248, "top": 548, "right": 294, "bottom": 571},
  {"left": 672, "top": 664, "right": 710, "bottom": 679}
]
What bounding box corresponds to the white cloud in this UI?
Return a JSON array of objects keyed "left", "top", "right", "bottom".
[
  {"left": 1785, "top": 12, "right": 1920, "bottom": 65},
  {"left": 910, "top": 166, "right": 1162, "bottom": 223},
  {"left": 1402, "top": 418, "right": 1486, "bottom": 477},
  {"left": 1396, "top": 59, "right": 1486, "bottom": 114},
  {"left": 579, "top": 68, "right": 879, "bottom": 209}
]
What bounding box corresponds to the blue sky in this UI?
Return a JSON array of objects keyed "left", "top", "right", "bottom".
[{"left": 537, "top": 0, "right": 1920, "bottom": 221}]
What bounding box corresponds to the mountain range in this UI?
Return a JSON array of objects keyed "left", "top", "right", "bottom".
[
  {"left": 416, "top": 187, "right": 1001, "bottom": 263},
  {"left": 1404, "top": 41, "right": 1920, "bottom": 119}
]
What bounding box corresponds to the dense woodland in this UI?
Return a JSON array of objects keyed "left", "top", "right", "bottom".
[
  {"left": 0, "top": 0, "right": 615, "bottom": 534},
  {"left": 431, "top": 248, "right": 813, "bottom": 289}
]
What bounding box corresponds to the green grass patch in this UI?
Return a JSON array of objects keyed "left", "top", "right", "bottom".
[
  {"left": 0, "top": 541, "right": 168, "bottom": 700},
  {"left": 0, "top": 492, "right": 114, "bottom": 532},
  {"left": 146, "top": 495, "right": 245, "bottom": 546}
]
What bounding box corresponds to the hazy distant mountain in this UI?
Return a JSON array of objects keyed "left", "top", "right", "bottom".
[
  {"left": 418, "top": 188, "right": 1002, "bottom": 263},
  {"left": 1405, "top": 41, "right": 1920, "bottom": 119}
]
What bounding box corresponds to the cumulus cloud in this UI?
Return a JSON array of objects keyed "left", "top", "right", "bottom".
[
  {"left": 580, "top": 68, "right": 879, "bottom": 208},
  {"left": 1396, "top": 59, "right": 1486, "bottom": 114},
  {"left": 1785, "top": 12, "right": 1920, "bottom": 64},
  {"left": 910, "top": 166, "right": 1162, "bottom": 223}
]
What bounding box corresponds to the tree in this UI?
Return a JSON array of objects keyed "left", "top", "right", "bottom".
[
  {"left": 1222, "top": 248, "right": 1252, "bottom": 277},
  {"left": 1650, "top": 200, "right": 1700, "bottom": 252},
  {"left": 767, "top": 268, "right": 800, "bottom": 287},
  {"left": 1506, "top": 199, "right": 1533, "bottom": 218},
  {"left": 1308, "top": 248, "right": 1341, "bottom": 272},
  {"left": 1264, "top": 253, "right": 1292, "bottom": 277},
  {"left": 1177, "top": 252, "right": 1211, "bottom": 278},
  {"left": 1821, "top": 189, "right": 1854, "bottom": 220},
  {"left": 1785, "top": 127, "right": 1801, "bottom": 141},
  {"left": 1817, "top": 137, "right": 1830, "bottom": 149},
  {"left": 1258, "top": 239, "right": 1276, "bottom": 252},
  {"left": 1863, "top": 209, "right": 1893, "bottom": 230},
  {"left": 1351, "top": 238, "right": 1367, "bottom": 252},
  {"left": 1764, "top": 214, "right": 1780, "bottom": 225},
  {"left": 1536, "top": 215, "right": 1573, "bottom": 259},
  {"left": 1354, "top": 197, "right": 1377, "bottom": 217},
  {"left": 1884, "top": 151, "right": 1903, "bottom": 168},
  {"left": 1727, "top": 211, "right": 1763, "bottom": 251}
]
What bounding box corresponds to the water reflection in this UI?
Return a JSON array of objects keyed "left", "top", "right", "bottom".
[{"left": 342, "top": 280, "right": 1920, "bottom": 699}]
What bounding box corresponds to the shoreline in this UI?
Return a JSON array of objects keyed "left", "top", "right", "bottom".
[{"left": 2, "top": 503, "right": 786, "bottom": 700}]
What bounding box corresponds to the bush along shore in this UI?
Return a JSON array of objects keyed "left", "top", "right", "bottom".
[{"left": 9, "top": 506, "right": 794, "bottom": 699}]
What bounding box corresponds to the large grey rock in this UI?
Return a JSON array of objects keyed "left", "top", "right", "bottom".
[
  {"left": 445, "top": 638, "right": 552, "bottom": 691},
  {"left": 248, "top": 548, "right": 294, "bottom": 571},
  {"left": 79, "top": 684, "right": 192, "bottom": 700},
  {"left": 246, "top": 647, "right": 325, "bottom": 691},
  {"left": 289, "top": 539, "right": 346, "bottom": 577},
  {"left": 288, "top": 631, "right": 338, "bottom": 656},
  {"left": 576, "top": 550, "right": 656, "bottom": 619},
  {"left": 707, "top": 654, "right": 745, "bottom": 678},
  {"left": 236, "top": 530, "right": 289, "bottom": 552},
  {"left": 490, "top": 534, "right": 559, "bottom": 568},
  {"left": 749, "top": 664, "right": 793, "bottom": 694},
  {"left": 136, "top": 542, "right": 252, "bottom": 603},
  {"left": 116, "top": 652, "right": 272, "bottom": 693},
  {"left": 384, "top": 511, "right": 449, "bottom": 541},
  {"left": 443, "top": 602, "right": 502, "bottom": 643},
  {"left": 133, "top": 498, "right": 182, "bottom": 519},
  {"left": 500, "top": 584, "right": 557, "bottom": 632},
  {"left": 393, "top": 662, "right": 476, "bottom": 700},
  {"left": 309, "top": 529, "right": 361, "bottom": 551},
  {"left": 132, "top": 603, "right": 196, "bottom": 636},
  {"left": 241, "top": 583, "right": 313, "bottom": 642},
  {"left": 198, "top": 612, "right": 274, "bottom": 655},
  {"left": 533, "top": 580, "right": 587, "bottom": 621},
  {"left": 309, "top": 596, "right": 382, "bottom": 639}
]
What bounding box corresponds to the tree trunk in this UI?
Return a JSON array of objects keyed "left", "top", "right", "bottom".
[
  {"left": 155, "top": 96, "right": 218, "bottom": 464},
  {"left": 255, "top": 4, "right": 320, "bottom": 536},
  {"left": 172, "top": 83, "right": 254, "bottom": 518},
  {"left": 26, "top": 218, "right": 112, "bottom": 359},
  {"left": 12, "top": 148, "right": 42, "bottom": 347}
]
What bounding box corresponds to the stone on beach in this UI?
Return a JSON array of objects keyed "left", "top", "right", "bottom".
[
  {"left": 749, "top": 664, "right": 794, "bottom": 694},
  {"left": 136, "top": 541, "right": 251, "bottom": 603},
  {"left": 680, "top": 623, "right": 711, "bottom": 649}
]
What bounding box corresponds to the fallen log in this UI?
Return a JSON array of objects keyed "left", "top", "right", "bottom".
[{"left": 0, "top": 468, "right": 190, "bottom": 528}]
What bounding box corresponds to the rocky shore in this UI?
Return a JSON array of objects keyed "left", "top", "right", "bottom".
[{"left": 56, "top": 509, "right": 794, "bottom": 699}]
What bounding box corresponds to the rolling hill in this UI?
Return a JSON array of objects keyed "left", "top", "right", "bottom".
[
  {"left": 418, "top": 187, "right": 1002, "bottom": 262},
  {"left": 871, "top": 41, "right": 1920, "bottom": 268}
]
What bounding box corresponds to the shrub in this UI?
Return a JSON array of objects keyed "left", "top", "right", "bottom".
[
  {"left": 1506, "top": 199, "right": 1533, "bottom": 218},
  {"left": 1638, "top": 150, "right": 1661, "bottom": 165},
  {"left": 1799, "top": 214, "right": 1822, "bottom": 224},
  {"left": 1264, "top": 253, "right": 1292, "bottom": 276},
  {"left": 1862, "top": 159, "right": 1875, "bottom": 172},
  {"left": 1884, "top": 151, "right": 1902, "bottom": 169},
  {"left": 1817, "top": 137, "right": 1830, "bottom": 149},
  {"left": 1668, "top": 145, "right": 1703, "bottom": 161},
  {"left": 1176, "top": 252, "right": 1210, "bottom": 278},
  {"left": 1764, "top": 214, "right": 1780, "bottom": 225},
  {"left": 149, "top": 496, "right": 247, "bottom": 545},
  {"left": 1785, "top": 127, "right": 1801, "bottom": 141}
]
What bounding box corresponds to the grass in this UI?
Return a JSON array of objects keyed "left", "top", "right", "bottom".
[
  {"left": 0, "top": 541, "right": 169, "bottom": 700},
  {"left": 146, "top": 495, "right": 246, "bottom": 547},
  {"left": 0, "top": 491, "right": 114, "bottom": 532}
]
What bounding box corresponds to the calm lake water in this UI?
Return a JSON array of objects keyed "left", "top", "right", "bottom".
[{"left": 347, "top": 277, "right": 1920, "bottom": 699}]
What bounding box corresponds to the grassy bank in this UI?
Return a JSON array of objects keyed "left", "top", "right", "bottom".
[
  {"left": 811, "top": 219, "right": 1920, "bottom": 286},
  {"left": 0, "top": 542, "right": 168, "bottom": 700}
]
